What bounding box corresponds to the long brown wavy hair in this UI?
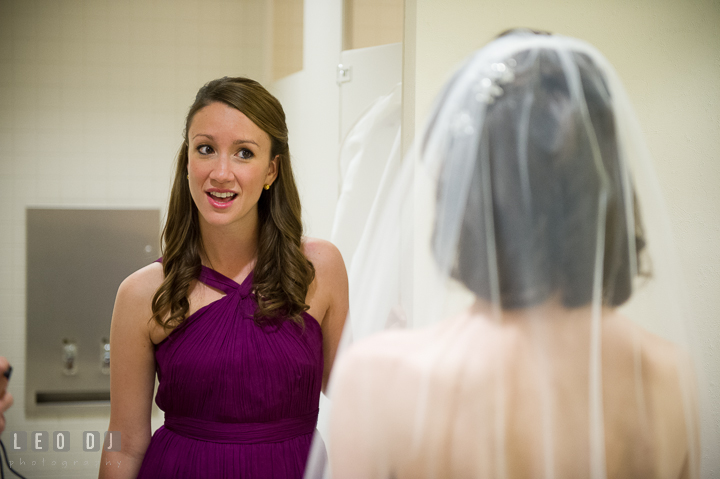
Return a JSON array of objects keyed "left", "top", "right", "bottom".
[{"left": 151, "top": 77, "right": 315, "bottom": 329}]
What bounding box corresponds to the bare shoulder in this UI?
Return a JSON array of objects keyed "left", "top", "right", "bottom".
[
  {"left": 117, "top": 261, "right": 164, "bottom": 305},
  {"left": 301, "top": 236, "right": 348, "bottom": 311},
  {"left": 611, "top": 314, "right": 689, "bottom": 378},
  {"left": 633, "top": 321, "right": 695, "bottom": 405},
  {"left": 608, "top": 313, "right": 697, "bottom": 473},
  {"left": 330, "top": 327, "right": 439, "bottom": 459},
  {"left": 302, "top": 236, "right": 345, "bottom": 273},
  {"left": 334, "top": 313, "right": 499, "bottom": 404},
  {"left": 332, "top": 330, "right": 422, "bottom": 406},
  {"left": 642, "top": 329, "right": 684, "bottom": 368},
  {"left": 113, "top": 262, "right": 165, "bottom": 337},
  {"left": 344, "top": 329, "right": 423, "bottom": 361},
  {"left": 335, "top": 327, "right": 432, "bottom": 390},
  {"left": 629, "top": 320, "right": 692, "bottom": 409}
]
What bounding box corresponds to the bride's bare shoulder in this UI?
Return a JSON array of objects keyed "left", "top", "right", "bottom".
[
  {"left": 337, "top": 308, "right": 489, "bottom": 374},
  {"left": 607, "top": 312, "right": 690, "bottom": 374},
  {"left": 334, "top": 321, "right": 446, "bottom": 389},
  {"left": 633, "top": 321, "right": 695, "bottom": 404},
  {"left": 606, "top": 312, "right": 697, "bottom": 473}
]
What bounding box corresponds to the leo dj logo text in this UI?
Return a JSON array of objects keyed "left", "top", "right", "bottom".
[{"left": 9, "top": 431, "right": 121, "bottom": 452}]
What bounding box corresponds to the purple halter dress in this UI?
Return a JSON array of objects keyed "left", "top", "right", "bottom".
[{"left": 136, "top": 265, "right": 324, "bottom": 478}]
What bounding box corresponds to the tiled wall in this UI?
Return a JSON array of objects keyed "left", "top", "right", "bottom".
[{"left": 0, "top": 1, "right": 267, "bottom": 476}]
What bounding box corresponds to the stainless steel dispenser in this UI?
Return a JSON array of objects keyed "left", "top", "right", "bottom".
[{"left": 26, "top": 208, "right": 160, "bottom": 416}]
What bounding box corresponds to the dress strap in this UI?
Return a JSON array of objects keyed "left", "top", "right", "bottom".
[
  {"left": 198, "top": 266, "right": 238, "bottom": 295},
  {"left": 155, "top": 258, "right": 253, "bottom": 297},
  {"left": 198, "top": 266, "right": 253, "bottom": 298},
  {"left": 164, "top": 409, "right": 319, "bottom": 444}
]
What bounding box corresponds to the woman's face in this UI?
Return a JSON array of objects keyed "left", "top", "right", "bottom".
[{"left": 186, "top": 101, "right": 278, "bottom": 231}]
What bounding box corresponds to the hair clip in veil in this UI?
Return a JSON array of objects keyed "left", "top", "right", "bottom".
[
  {"left": 474, "top": 59, "right": 516, "bottom": 104},
  {"left": 451, "top": 59, "right": 516, "bottom": 137}
]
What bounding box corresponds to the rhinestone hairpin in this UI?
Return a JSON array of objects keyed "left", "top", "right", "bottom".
[
  {"left": 450, "top": 59, "right": 517, "bottom": 137},
  {"left": 473, "top": 60, "right": 516, "bottom": 104}
]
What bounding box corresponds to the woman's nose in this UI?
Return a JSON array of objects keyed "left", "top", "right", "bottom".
[{"left": 209, "top": 155, "right": 233, "bottom": 182}]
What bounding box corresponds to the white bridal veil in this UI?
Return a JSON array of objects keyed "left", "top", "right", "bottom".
[{"left": 308, "top": 30, "right": 717, "bottom": 479}]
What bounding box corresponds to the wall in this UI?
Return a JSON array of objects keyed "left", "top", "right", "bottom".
[
  {"left": 409, "top": 0, "right": 720, "bottom": 474},
  {"left": 272, "top": 0, "right": 304, "bottom": 80},
  {"left": 343, "top": 0, "right": 404, "bottom": 50},
  {"left": 0, "top": 1, "right": 267, "bottom": 477}
]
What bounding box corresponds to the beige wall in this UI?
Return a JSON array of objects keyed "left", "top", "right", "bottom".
[
  {"left": 343, "top": 0, "right": 404, "bottom": 50},
  {"left": 409, "top": 0, "right": 720, "bottom": 473},
  {"left": 272, "top": 0, "right": 304, "bottom": 80},
  {"left": 0, "top": 0, "right": 267, "bottom": 476}
]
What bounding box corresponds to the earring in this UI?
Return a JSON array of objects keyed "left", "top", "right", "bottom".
[
  {"left": 263, "top": 184, "right": 270, "bottom": 190},
  {"left": 187, "top": 174, "right": 189, "bottom": 180}
]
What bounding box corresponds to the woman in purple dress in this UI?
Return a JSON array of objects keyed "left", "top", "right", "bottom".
[{"left": 99, "top": 77, "right": 348, "bottom": 479}]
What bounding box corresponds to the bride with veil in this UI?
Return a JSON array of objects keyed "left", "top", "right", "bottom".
[{"left": 310, "top": 29, "right": 715, "bottom": 478}]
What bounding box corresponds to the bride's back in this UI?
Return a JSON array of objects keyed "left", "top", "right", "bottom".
[{"left": 335, "top": 307, "right": 692, "bottom": 479}]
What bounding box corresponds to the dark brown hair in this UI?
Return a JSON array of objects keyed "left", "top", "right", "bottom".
[
  {"left": 151, "top": 77, "right": 315, "bottom": 328},
  {"left": 436, "top": 46, "right": 647, "bottom": 309}
]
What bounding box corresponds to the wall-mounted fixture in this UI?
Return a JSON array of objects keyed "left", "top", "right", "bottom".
[
  {"left": 26, "top": 208, "right": 160, "bottom": 416},
  {"left": 100, "top": 337, "right": 110, "bottom": 375},
  {"left": 62, "top": 338, "right": 78, "bottom": 376}
]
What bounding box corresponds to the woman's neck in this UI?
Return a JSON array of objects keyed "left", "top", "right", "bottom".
[{"left": 198, "top": 214, "right": 259, "bottom": 279}]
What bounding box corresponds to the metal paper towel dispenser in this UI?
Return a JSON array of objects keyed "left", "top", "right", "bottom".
[{"left": 25, "top": 208, "right": 160, "bottom": 416}]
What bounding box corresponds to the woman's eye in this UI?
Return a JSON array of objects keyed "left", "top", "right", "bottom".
[
  {"left": 197, "top": 145, "right": 213, "bottom": 155},
  {"left": 238, "top": 148, "right": 254, "bottom": 159}
]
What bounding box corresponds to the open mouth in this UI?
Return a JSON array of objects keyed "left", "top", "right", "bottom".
[{"left": 206, "top": 191, "right": 237, "bottom": 207}]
